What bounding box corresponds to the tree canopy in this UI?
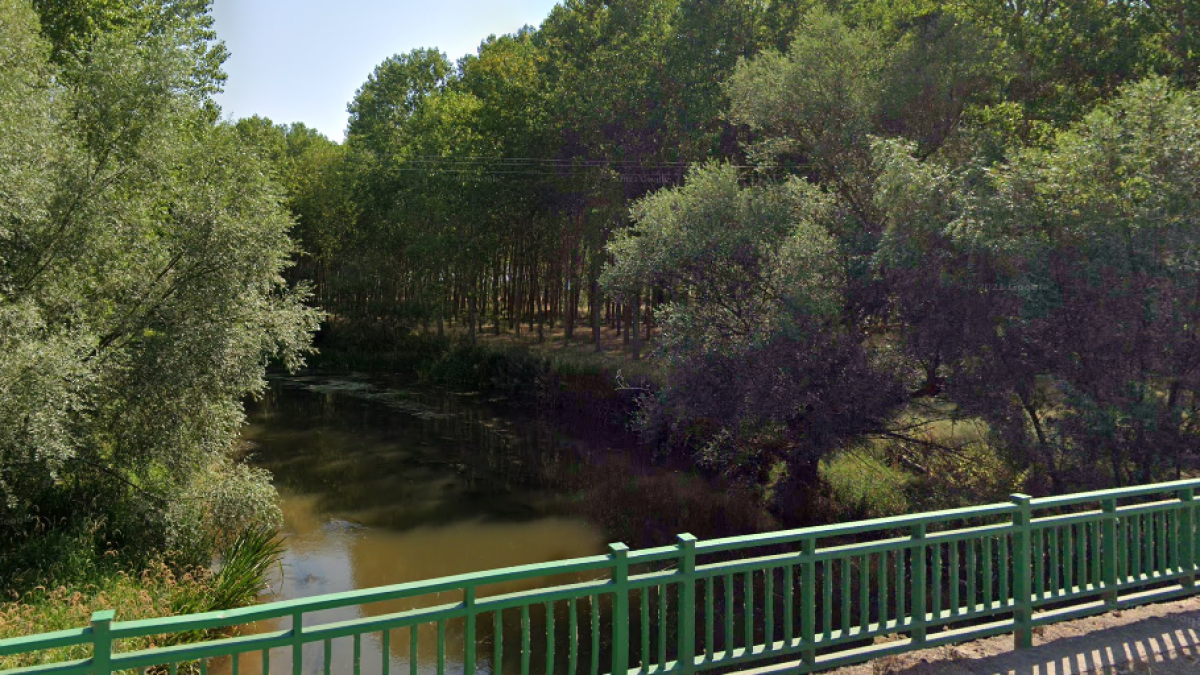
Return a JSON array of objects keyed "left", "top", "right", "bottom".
[{"left": 1, "top": 0, "right": 319, "bottom": 570}]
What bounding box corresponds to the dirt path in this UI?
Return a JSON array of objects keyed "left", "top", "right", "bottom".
[{"left": 826, "top": 596, "right": 1200, "bottom": 675}]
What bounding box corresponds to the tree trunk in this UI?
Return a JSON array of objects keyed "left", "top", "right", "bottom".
[
  {"left": 632, "top": 290, "right": 641, "bottom": 361},
  {"left": 590, "top": 259, "right": 602, "bottom": 353}
]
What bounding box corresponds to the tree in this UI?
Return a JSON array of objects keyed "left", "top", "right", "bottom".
[
  {"left": 347, "top": 48, "right": 452, "bottom": 155},
  {"left": 0, "top": 0, "right": 319, "bottom": 566},
  {"left": 875, "top": 78, "right": 1200, "bottom": 490},
  {"left": 604, "top": 163, "right": 906, "bottom": 502}
]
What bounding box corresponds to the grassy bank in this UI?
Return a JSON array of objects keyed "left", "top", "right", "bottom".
[{"left": 0, "top": 527, "right": 283, "bottom": 668}]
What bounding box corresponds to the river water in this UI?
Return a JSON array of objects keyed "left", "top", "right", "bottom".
[{"left": 221, "top": 374, "right": 777, "bottom": 675}]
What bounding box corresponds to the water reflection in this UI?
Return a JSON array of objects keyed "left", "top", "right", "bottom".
[{"left": 209, "top": 375, "right": 774, "bottom": 675}]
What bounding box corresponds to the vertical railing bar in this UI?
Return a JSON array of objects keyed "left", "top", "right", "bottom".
[
  {"left": 1145, "top": 512, "right": 1155, "bottom": 579},
  {"left": 520, "top": 605, "right": 531, "bottom": 675},
  {"left": 742, "top": 571, "right": 753, "bottom": 654},
  {"left": 1063, "top": 524, "right": 1073, "bottom": 596},
  {"left": 495, "top": 610, "right": 504, "bottom": 675},
  {"left": 465, "top": 587, "right": 477, "bottom": 675},
  {"left": 878, "top": 551, "right": 888, "bottom": 629},
  {"left": 569, "top": 598, "right": 579, "bottom": 675},
  {"left": 383, "top": 630, "right": 391, "bottom": 675},
  {"left": 324, "top": 638, "right": 332, "bottom": 675},
  {"left": 764, "top": 566, "right": 774, "bottom": 650},
  {"left": 982, "top": 534, "right": 993, "bottom": 610},
  {"left": 1075, "top": 521, "right": 1086, "bottom": 592},
  {"left": 931, "top": 543, "right": 942, "bottom": 621},
  {"left": 723, "top": 574, "right": 734, "bottom": 659},
  {"left": 821, "top": 561, "right": 832, "bottom": 640},
  {"left": 1049, "top": 526, "right": 1059, "bottom": 598},
  {"left": 352, "top": 629, "right": 362, "bottom": 672},
  {"left": 1160, "top": 509, "right": 1168, "bottom": 576},
  {"left": 355, "top": 632, "right": 363, "bottom": 675},
  {"left": 1144, "top": 511, "right": 1153, "bottom": 580},
  {"left": 783, "top": 564, "right": 794, "bottom": 645},
  {"left": 1118, "top": 510, "right": 1128, "bottom": 585},
  {"left": 999, "top": 534, "right": 1009, "bottom": 606},
  {"left": 292, "top": 610, "right": 304, "bottom": 675},
  {"left": 859, "top": 554, "right": 870, "bottom": 634},
  {"left": 590, "top": 597, "right": 600, "bottom": 675},
  {"left": 547, "top": 601, "right": 556, "bottom": 675},
  {"left": 840, "top": 556, "right": 851, "bottom": 635},
  {"left": 262, "top": 648, "right": 269, "bottom": 675},
  {"left": 949, "top": 542, "right": 959, "bottom": 618},
  {"left": 657, "top": 585, "right": 666, "bottom": 669},
  {"left": 410, "top": 625, "right": 419, "bottom": 675},
  {"left": 1033, "top": 528, "right": 1044, "bottom": 602},
  {"left": 896, "top": 545, "right": 906, "bottom": 627},
  {"left": 1132, "top": 513, "right": 1142, "bottom": 582},
  {"left": 1169, "top": 508, "right": 1176, "bottom": 575},
  {"left": 640, "top": 586, "right": 650, "bottom": 669},
  {"left": 966, "top": 538, "right": 976, "bottom": 614},
  {"left": 705, "top": 576, "right": 715, "bottom": 662}
]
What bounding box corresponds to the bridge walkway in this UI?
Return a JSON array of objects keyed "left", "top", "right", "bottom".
[{"left": 828, "top": 596, "right": 1200, "bottom": 675}]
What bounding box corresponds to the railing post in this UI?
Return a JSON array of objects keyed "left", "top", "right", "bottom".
[
  {"left": 800, "top": 536, "right": 816, "bottom": 672},
  {"left": 1102, "top": 497, "right": 1119, "bottom": 608},
  {"left": 610, "top": 543, "right": 630, "bottom": 675},
  {"left": 1179, "top": 489, "right": 1195, "bottom": 589},
  {"left": 910, "top": 523, "right": 927, "bottom": 645},
  {"left": 464, "top": 587, "right": 477, "bottom": 675},
  {"left": 90, "top": 609, "right": 114, "bottom": 675},
  {"left": 676, "top": 534, "right": 697, "bottom": 675},
  {"left": 292, "top": 610, "right": 304, "bottom": 675},
  {"left": 1010, "top": 494, "right": 1033, "bottom": 650}
]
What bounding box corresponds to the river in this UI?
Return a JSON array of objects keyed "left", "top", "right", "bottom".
[{"left": 221, "top": 374, "right": 777, "bottom": 675}]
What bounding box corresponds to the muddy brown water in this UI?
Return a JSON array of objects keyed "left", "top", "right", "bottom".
[{"left": 208, "top": 375, "right": 777, "bottom": 675}]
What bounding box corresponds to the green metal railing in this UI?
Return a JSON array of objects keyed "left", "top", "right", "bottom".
[{"left": 4, "top": 478, "right": 1200, "bottom": 675}]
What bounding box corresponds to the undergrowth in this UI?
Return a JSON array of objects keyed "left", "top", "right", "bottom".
[{"left": 0, "top": 527, "right": 283, "bottom": 669}]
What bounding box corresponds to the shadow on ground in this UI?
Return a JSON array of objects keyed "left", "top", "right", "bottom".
[{"left": 871, "top": 607, "right": 1200, "bottom": 674}]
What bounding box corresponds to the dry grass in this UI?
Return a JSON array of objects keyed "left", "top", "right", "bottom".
[{"left": 0, "top": 563, "right": 234, "bottom": 670}]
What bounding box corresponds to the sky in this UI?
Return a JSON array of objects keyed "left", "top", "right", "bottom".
[{"left": 211, "top": 0, "right": 563, "bottom": 143}]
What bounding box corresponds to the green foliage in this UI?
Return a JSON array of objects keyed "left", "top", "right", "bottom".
[
  {"left": 0, "top": 526, "right": 282, "bottom": 669},
  {"left": 173, "top": 526, "right": 284, "bottom": 616},
  {"left": 818, "top": 450, "right": 911, "bottom": 521},
  {"left": 420, "top": 340, "right": 552, "bottom": 397},
  {"left": 0, "top": 0, "right": 318, "bottom": 583},
  {"left": 605, "top": 163, "right": 842, "bottom": 358},
  {"left": 347, "top": 48, "right": 452, "bottom": 154}
]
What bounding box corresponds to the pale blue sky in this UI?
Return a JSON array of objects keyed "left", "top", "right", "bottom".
[{"left": 211, "top": 0, "right": 563, "bottom": 142}]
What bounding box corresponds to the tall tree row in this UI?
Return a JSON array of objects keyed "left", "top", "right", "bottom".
[{"left": 288, "top": 0, "right": 1198, "bottom": 359}]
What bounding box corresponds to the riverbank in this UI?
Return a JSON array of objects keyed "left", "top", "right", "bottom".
[
  {"left": 0, "top": 528, "right": 283, "bottom": 669},
  {"left": 306, "top": 319, "right": 1019, "bottom": 530}
]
